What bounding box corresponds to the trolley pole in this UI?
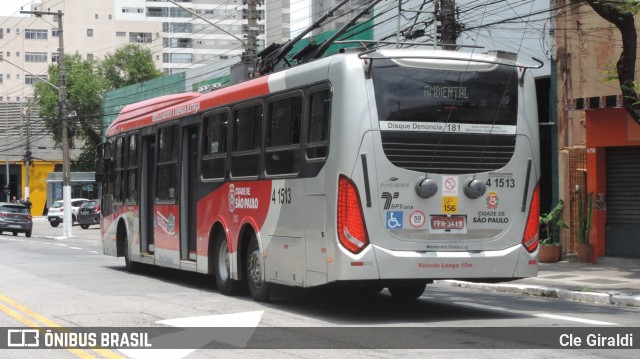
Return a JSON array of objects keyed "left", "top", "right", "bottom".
[{"left": 22, "top": 9, "right": 72, "bottom": 237}]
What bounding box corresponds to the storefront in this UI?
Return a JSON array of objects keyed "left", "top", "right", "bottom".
[{"left": 586, "top": 107, "right": 640, "bottom": 261}]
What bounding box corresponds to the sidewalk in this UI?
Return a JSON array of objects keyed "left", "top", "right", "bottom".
[{"left": 434, "top": 258, "right": 640, "bottom": 307}]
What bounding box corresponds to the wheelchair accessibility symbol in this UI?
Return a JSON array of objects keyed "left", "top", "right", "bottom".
[{"left": 386, "top": 211, "right": 403, "bottom": 229}]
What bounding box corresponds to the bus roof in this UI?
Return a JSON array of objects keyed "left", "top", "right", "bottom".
[{"left": 106, "top": 75, "right": 272, "bottom": 137}]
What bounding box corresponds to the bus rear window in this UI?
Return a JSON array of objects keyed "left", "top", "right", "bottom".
[{"left": 372, "top": 59, "right": 518, "bottom": 127}]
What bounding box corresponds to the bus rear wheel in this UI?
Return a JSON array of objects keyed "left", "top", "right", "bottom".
[
  {"left": 213, "top": 232, "right": 242, "bottom": 295},
  {"left": 388, "top": 283, "right": 426, "bottom": 301},
  {"left": 246, "top": 235, "right": 270, "bottom": 302}
]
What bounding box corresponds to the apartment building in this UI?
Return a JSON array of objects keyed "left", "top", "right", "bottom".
[
  {"left": 310, "top": 0, "right": 371, "bottom": 36},
  {"left": 0, "top": 0, "right": 290, "bottom": 101}
]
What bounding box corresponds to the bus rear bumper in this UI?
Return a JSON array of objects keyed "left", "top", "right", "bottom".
[{"left": 370, "top": 243, "right": 538, "bottom": 280}]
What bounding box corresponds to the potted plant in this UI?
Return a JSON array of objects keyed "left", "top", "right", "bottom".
[
  {"left": 539, "top": 200, "right": 569, "bottom": 263},
  {"left": 576, "top": 190, "right": 594, "bottom": 263}
]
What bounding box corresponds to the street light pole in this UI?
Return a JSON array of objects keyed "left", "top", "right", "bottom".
[{"left": 21, "top": 9, "right": 72, "bottom": 237}]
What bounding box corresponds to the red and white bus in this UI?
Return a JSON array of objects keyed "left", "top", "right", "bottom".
[{"left": 98, "top": 48, "right": 540, "bottom": 301}]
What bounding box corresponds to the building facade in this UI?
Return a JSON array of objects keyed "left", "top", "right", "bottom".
[
  {"left": 553, "top": 0, "right": 640, "bottom": 261},
  {"left": 1, "top": 0, "right": 290, "bottom": 100}
]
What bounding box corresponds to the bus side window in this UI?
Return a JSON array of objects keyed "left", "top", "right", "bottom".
[
  {"left": 202, "top": 111, "right": 229, "bottom": 180},
  {"left": 265, "top": 95, "right": 302, "bottom": 176},
  {"left": 126, "top": 134, "right": 139, "bottom": 202},
  {"left": 156, "top": 125, "right": 179, "bottom": 201},
  {"left": 306, "top": 89, "right": 331, "bottom": 159},
  {"left": 231, "top": 104, "right": 262, "bottom": 178},
  {"left": 114, "top": 137, "right": 125, "bottom": 202}
]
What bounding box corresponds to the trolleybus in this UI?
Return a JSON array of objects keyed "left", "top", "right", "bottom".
[{"left": 98, "top": 48, "right": 541, "bottom": 301}]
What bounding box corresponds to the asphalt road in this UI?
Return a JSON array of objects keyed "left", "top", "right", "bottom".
[{"left": 1, "top": 219, "right": 639, "bottom": 358}]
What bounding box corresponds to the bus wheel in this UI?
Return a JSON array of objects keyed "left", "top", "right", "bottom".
[
  {"left": 388, "top": 283, "right": 426, "bottom": 301},
  {"left": 122, "top": 230, "right": 139, "bottom": 273},
  {"left": 246, "top": 235, "right": 270, "bottom": 302},
  {"left": 213, "top": 232, "right": 242, "bottom": 295}
]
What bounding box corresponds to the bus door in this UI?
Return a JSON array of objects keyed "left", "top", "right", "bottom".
[
  {"left": 141, "top": 135, "right": 155, "bottom": 253},
  {"left": 180, "top": 126, "right": 198, "bottom": 260}
]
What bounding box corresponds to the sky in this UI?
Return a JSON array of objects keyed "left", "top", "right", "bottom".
[
  {"left": 0, "top": 0, "right": 550, "bottom": 76},
  {"left": 0, "top": 1, "right": 31, "bottom": 16}
]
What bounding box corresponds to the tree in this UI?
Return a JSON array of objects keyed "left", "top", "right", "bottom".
[
  {"left": 34, "top": 53, "right": 107, "bottom": 171},
  {"left": 98, "top": 44, "right": 163, "bottom": 90},
  {"left": 585, "top": 0, "right": 640, "bottom": 125},
  {"left": 34, "top": 45, "right": 162, "bottom": 170}
]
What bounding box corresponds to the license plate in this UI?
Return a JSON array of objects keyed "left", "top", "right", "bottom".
[
  {"left": 8, "top": 224, "right": 21, "bottom": 229},
  {"left": 81, "top": 210, "right": 88, "bottom": 214},
  {"left": 429, "top": 215, "right": 466, "bottom": 234}
]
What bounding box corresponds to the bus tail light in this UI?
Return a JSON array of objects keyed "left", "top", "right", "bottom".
[
  {"left": 522, "top": 182, "right": 540, "bottom": 253},
  {"left": 337, "top": 175, "right": 369, "bottom": 254}
]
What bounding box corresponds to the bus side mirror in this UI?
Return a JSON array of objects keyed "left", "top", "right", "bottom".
[{"left": 95, "top": 158, "right": 104, "bottom": 181}]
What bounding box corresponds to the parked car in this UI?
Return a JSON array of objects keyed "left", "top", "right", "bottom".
[
  {"left": 0, "top": 202, "right": 33, "bottom": 237},
  {"left": 47, "top": 198, "right": 88, "bottom": 227},
  {"left": 77, "top": 200, "right": 101, "bottom": 229}
]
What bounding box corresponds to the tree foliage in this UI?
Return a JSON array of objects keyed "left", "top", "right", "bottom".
[
  {"left": 98, "top": 44, "right": 163, "bottom": 90},
  {"left": 33, "top": 45, "right": 162, "bottom": 171},
  {"left": 585, "top": 0, "right": 640, "bottom": 125}
]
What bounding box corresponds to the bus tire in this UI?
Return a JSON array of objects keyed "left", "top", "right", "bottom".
[
  {"left": 246, "top": 234, "right": 270, "bottom": 302},
  {"left": 80, "top": 224, "right": 89, "bottom": 229},
  {"left": 388, "top": 283, "right": 426, "bottom": 301},
  {"left": 213, "top": 232, "right": 242, "bottom": 296},
  {"left": 122, "top": 227, "right": 139, "bottom": 273}
]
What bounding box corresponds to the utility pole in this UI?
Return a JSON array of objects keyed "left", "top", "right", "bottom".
[
  {"left": 21, "top": 9, "right": 72, "bottom": 237},
  {"left": 24, "top": 106, "right": 32, "bottom": 200},
  {"left": 436, "top": 0, "right": 458, "bottom": 50},
  {"left": 246, "top": 0, "right": 258, "bottom": 62}
]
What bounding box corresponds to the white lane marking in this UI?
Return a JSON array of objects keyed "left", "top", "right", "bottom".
[
  {"left": 55, "top": 244, "right": 68, "bottom": 247},
  {"left": 69, "top": 247, "right": 82, "bottom": 250},
  {"left": 88, "top": 251, "right": 100, "bottom": 254},
  {"left": 454, "top": 302, "right": 509, "bottom": 312},
  {"left": 536, "top": 313, "right": 617, "bottom": 326},
  {"left": 456, "top": 302, "right": 618, "bottom": 325},
  {"left": 121, "top": 311, "right": 264, "bottom": 359}
]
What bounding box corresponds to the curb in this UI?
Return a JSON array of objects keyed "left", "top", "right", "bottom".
[{"left": 433, "top": 280, "right": 640, "bottom": 308}]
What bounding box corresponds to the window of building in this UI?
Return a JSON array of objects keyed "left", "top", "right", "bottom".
[
  {"left": 116, "top": 31, "right": 126, "bottom": 37},
  {"left": 25, "top": 52, "right": 48, "bottom": 62},
  {"left": 109, "top": 14, "right": 112, "bottom": 20},
  {"left": 156, "top": 125, "right": 179, "bottom": 201},
  {"left": 129, "top": 32, "right": 152, "bottom": 43},
  {"left": 24, "top": 29, "right": 48, "bottom": 40},
  {"left": 52, "top": 53, "right": 60, "bottom": 63},
  {"left": 163, "top": 22, "right": 192, "bottom": 33},
  {"left": 52, "top": 28, "right": 60, "bottom": 37},
  {"left": 16, "top": 52, "right": 19, "bottom": 57},
  {"left": 122, "top": 7, "right": 144, "bottom": 14},
  {"left": 16, "top": 28, "right": 20, "bottom": 35},
  {"left": 146, "top": 7, "right": 167, "bottom": 17},
  {"left": 169, "top": 8, "right": 192, "bottom": 18},
  {"left": 162, "top": 53, "right": 192, "bottom": 63},
  {"left": 202, "top": 111, "right": 229, "bottom": 180},
  {"left": 87, "top": 29, "right": 93, "bottom": 37},
  {"left": 6, "top": 74, "right": 10, "bottom": 80},
  {"left": 25, "top": 74, "right": 45, "bottom": 85},
  {"left": 163, "top": 38, "right": 192, "bottom": 48},
  {"left": 0, "top": 75, "right": 3, "bottom": 84},
  {"left": 95, "top": 14, "right": 98, "bottom": 20},
  {"left": 16, "top": 74, "right": 20, "bottom": 80},
  {"left": 0, "top": 52, "right": 3, "bottom": 61},
  {"left": 0, "top": 28, "right": 3, "bottom": 39},
  {"left": 87, "top": 53, "right": 94, "bottom": 61}
]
